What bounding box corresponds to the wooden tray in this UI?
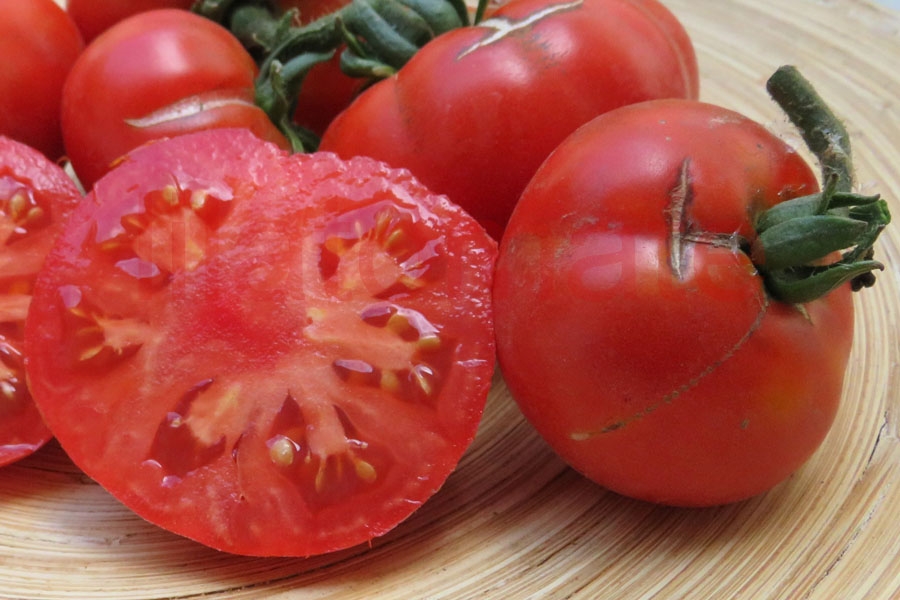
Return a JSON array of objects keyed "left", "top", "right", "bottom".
[{"left": 3, "top": 0, "right": 899, "bottom": 598}]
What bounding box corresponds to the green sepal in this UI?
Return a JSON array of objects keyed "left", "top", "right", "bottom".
[
  {"left": 753, "top": 215, "right": 867, "bottom": 271},
  {"left": 763, "top": 260, "right": 885, "bottom": 305}
]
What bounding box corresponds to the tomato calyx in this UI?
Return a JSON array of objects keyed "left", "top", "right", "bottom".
[
  {"left": 751, "top": 173, "right": 889, "bottom": 303},
  {"left": 750, "top": 66, "right": 891, "bottom": 304},
  {"left": 194, "top": 0, "right": 473, "bottom": 151}
]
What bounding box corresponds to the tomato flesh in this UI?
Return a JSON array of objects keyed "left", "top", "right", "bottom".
[
  {"left": 0, "top": 136, "right": 82, "bottom": 466},
  {"left": 25, "top": 128, "right": 496, "bottom": 556}
]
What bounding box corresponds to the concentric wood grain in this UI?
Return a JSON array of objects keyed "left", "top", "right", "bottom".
[{"left": 2, "top": 1, "right": 899, "bottom": 598}]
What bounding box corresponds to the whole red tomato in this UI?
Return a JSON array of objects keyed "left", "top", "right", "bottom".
[
  {"left": 320, "top": 0, "right": 698, "bottom": 238},
  {"left": 61, "top": 9, "right": 289, "bottom": 190},
  {"left": 67, "top": 0, "right": 195, "bottom": 43},
  {"left": 0, "top": 0, "right": 83, "bottom": 159},
  {"left": 25, "top": 128, "right": 496, "bottom": 556},
  {"left": 0, "top": 135, "right": 82, "bottom": 466},
  {"left": 493, "top": 98, "right": 876, "bottom": 507}
]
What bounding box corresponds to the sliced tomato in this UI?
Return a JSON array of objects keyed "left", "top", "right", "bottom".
[
  {"left": 0, "top": 135, "right": 82, "bottom": 466},
  {"left": 24, "top": 128, "right": 496, "bottom": 556}
]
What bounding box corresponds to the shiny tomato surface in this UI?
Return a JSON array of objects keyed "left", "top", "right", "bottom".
[
  {"left": 25, "top": 128, "right": 496, "bottom": 556},
  {"left": 61, "top": 9, "right": 289, "bottom": 189},
  {"left": 320, "top": 0, "right": 699, "bottom": 237},
  {"left": 0, "top": 136, "right": 82, "bottom": 466},
  {"left": 66, "top": 0, "right": 195, "bottom": 42},
  {"left": 494, "top": 99, "right": 855, "bottom": 507}
]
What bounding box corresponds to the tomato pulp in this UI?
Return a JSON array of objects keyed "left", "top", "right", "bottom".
[
  {"left": 25, "top": 128, "right": 497, "bottom": 556},
  {"left": 0, "top": 136, "right": 82, "bottom": 466}
]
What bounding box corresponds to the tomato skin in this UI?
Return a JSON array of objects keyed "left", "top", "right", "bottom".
[
  {"left": 0, "top": 136, "right": 82, "bottom": 466},
  {"left": 0, "top": 0, "right": 84, "bottom": 159},
  {"left": 319, "top": 0, "right": 698, "bottom": 238},
  {"left": 25, "top": 128, "right": 496, "bottom": 556},
  {"left": 493, "top": 99, "right": 854, "bottom": 507},
  {"left": 67, "top": 0, "right": 195, "bottom": 43},
  {"left": 61, "top": 9, "right": 289, "bottom": 190}
]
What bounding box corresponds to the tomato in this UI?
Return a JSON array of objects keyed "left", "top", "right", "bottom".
[
  {"left": 0, "top": 136, "right": 82, "bottom": 466},
  {"left": 0, "top": 0, "right": 83, "bottom": 159},
  {"left": 61, "top": 9, "right": 290, "bottom": 190},
  {"left": 319, "top": 0, "right": 698, "bottom": 238},
  {"left": 67, "top": 0, "right": 195, "bottom": 43},
  {"left": 493, "top": 99, "right": 861, "bottom": 507},
  {"left": 24, "top": 128, "right": 496, "bottom": 556}
]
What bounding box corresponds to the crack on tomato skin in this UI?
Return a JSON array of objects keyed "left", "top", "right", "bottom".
[
  {"left": 665, "top": 159, "right": 748, "bottom": 281},
  {"left": 570, "top": 294, "right": 771, "bottom": 440}
]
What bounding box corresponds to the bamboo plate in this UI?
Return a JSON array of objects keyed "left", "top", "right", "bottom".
[{"left": 2, "top": 0, "right": 900, "bottom": 598}]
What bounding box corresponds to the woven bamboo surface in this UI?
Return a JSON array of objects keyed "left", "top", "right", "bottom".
[{"left": 2, "top": 0, "right": 900, "bottom": 598}]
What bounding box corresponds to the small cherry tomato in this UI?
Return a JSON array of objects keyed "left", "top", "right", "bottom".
[
  {"left": 0, "top": 0, "right": 84, "bottom": 159},
  {"left": 61, "top": 9, "right": 289, "bottom": 190}
]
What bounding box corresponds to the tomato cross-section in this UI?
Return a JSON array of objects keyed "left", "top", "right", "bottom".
[{"left": 24, "top": 128, "right": 496, "bottom": 556}]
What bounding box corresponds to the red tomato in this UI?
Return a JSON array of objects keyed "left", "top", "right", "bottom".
[
  {"left": 0, "top": 0, "right": 84, "bottom": 159},
  {"left": 493, "top": 99, "right": 856, "bottom": 507},
  {"left": 319, "top": 0, "right": 699, "bottom": 238},
  {"left": 67, "top": 0, "right": 195, "bottom": 43},
  {"left": 61, "top": 9, "right": 289, "bottom": 190},
  {"left": 0, "top": 136, "right": 81, "bottom": 466},
  {"left": 25, "top": 128, "right": 496, "bottom": 556}
]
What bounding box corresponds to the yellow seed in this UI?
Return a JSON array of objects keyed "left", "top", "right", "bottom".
[
  {"left": 400, "top": 275, "right": 426, "bottom": 290},
  {"left": 24, "top": 206, "right": 45, "bottom": 225},
  {"left": 79, "top": 345, "right": 105, "bottom": 362},
  {"left": 380, "top": 370, "right": 400, "bottom": 392},
  {"left": 354, "top": 457, "right": 377, "bottom": 483},
  {"left": 383, "top": 228, "right": 405, "bottom": 251},
  {"left": 417, "top": 334, "right": 441, "bottom": 352},
  {"left": 190, "top": 189, "right": 208, "bottom": 211},
  {"left": 269, "top": 437, "right": 295, "bottom": 468},
  {"left": 8, "top": 192, "right": 28, "bottom": 220},
  {"left": 324, "top": 236, "right": 348, "bottom": 256},
  {"left": 161, "top": 184, "right": 179, "bottom": 207},
  {"left": 386, "top": 312, "right": 411, "bottom": 335}
]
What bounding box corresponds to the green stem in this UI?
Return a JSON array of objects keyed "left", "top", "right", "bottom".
[
  {"left": 194, "top": 0, "right": 466, "bottom": 148},
  {"left": 753, "top": 66, "right": 891, "bottom": 304}
]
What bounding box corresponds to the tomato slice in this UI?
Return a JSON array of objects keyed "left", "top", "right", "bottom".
[
  {"left": 24, "top": 129, "right": 496, "bottom": 556},
  {"left": 0, "top": 136, "right": 81, "bottom": 466}
]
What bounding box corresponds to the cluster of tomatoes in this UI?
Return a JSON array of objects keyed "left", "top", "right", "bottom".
[{"left": 0, "top": 0, "right": 889, "bottom": 558}]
